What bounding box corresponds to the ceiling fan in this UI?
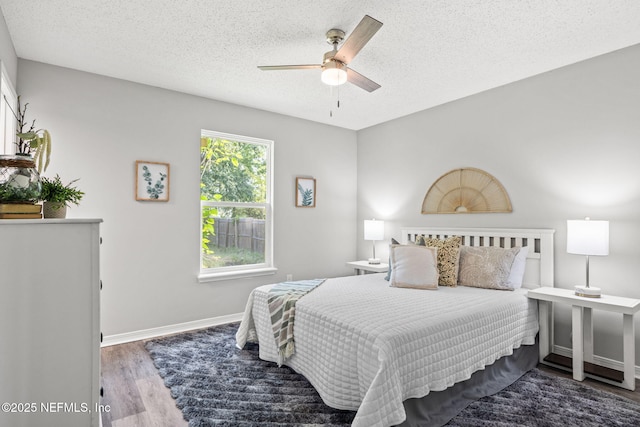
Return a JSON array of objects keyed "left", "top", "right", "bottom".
[{"left": 258, "top": 15, "right": 383, "bottom": 92}]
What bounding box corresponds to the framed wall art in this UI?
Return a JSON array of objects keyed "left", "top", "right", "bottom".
[
  {"left": 295, "top": 177, "right": 316, "bottom": 207},
  {"left": 135, "top": 161, "right": 170, "bottom": 202}
]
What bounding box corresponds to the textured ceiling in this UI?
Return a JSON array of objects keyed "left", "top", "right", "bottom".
[{"left": 2, "top": 1, "right": 640, "bottom": 130}]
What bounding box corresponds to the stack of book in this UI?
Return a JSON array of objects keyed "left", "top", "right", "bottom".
[{"left": 0, "top": 203, "right": 43, "bottom": 219}]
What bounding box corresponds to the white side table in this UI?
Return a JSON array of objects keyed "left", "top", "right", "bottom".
[
  {"left": 528, "top": 287, "right": 640, "bottom": 391},
  {"left": 346, "top": 260, "right": 389, "bottom": 275}
]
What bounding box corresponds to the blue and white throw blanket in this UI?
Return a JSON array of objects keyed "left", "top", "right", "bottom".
[{"left": 268, "top": 279, "right": 325, "bottom": 365}]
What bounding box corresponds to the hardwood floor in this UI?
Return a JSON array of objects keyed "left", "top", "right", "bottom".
[
  {"left": 101, "top": 340, "right": 640, "bottom": 427},
  {"left": 101, "top": 341, "right": 187, "bottom": 427}
]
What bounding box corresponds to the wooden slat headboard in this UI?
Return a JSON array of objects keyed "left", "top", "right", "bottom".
[{"left": 400, "top": 227, "right": 555, "bottom": 289}]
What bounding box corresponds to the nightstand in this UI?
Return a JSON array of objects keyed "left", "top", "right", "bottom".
[
  {"left": 346, "top": 260, "right": 389, "bottom": 275},
  {"left": 528, "top": 287, "right": 640, "bottom": 391}
]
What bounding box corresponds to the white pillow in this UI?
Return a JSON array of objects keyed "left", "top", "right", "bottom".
[
  {"left": 389, "top": 244, "right": 439, "bottom": 290},
  {"left": 507, "top": 246, "right": 529, "bottom": 289}
]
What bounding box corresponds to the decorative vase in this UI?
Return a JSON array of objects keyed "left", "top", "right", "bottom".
[
  {"left": 0, "top": 154, "right": 42, "bottom": 203},
  {"left": 43, "top": 201, "right": 67, "bottom": 219}
]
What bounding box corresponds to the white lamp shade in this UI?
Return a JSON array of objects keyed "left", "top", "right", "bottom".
[
  {"left": 321, "top": 61, "right": 347, "bottom": 86},
  {"left": 364, "top": 220, "right": 384, "bottom": 241},
  {"left": 567, "top": 219, "right": 609, "bottom": 256}
]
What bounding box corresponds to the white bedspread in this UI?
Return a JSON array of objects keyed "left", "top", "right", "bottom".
[{"left": 236, "top": 273, "right": 539, "bottom": 427}]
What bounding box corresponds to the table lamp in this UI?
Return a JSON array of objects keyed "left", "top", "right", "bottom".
[
  {"left": 567, "top": 218, "right": 609, "bottom": 298},
  {"left": 364, "top": 219, "right": 384, "bottom": 264}
]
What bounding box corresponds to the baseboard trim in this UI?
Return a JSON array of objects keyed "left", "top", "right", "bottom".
[
  {"left": 553, "top": 344, "right": 640, "bottom": 379},
  {"left": 102, "top": 312, "right": 244, "bottom": 347}
]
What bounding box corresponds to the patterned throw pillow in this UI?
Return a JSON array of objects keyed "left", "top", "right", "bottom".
[
  {"left": 457, "top": 246, "right": 520, "bottom": 290},
  {"left": 416, "top": 235, "right": 461, "bottom": 287}
]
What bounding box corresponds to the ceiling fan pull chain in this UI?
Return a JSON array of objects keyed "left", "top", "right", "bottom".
[{"left": 329, "top": 85, "right": 334, "bottom": 117}]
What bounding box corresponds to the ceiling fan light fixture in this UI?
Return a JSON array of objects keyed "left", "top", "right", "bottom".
[
  {"left": 321, "top": 60, "right": 347, "bottom": 86},
  {"left": 258, "top": 15, "right": 382, "bottom": 92}
]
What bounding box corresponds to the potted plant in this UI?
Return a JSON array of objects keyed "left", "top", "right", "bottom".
[
  {"left": 0, "top": 96, "right": 52, "bottom": 204},
  {"left": 40, "top": 175, "right": 84, "bottom": 218},
  {"left": 14, "top": 96, "right": 52, "bottom": 174}
]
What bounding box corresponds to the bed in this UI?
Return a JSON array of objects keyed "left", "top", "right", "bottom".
[{"left": 236, "top": 227, "right": 555, "bottom": 426}]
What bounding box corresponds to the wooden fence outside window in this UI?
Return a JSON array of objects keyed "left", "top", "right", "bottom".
[{"left": 210, "top": 217, "right": 265, "bottom": 254}]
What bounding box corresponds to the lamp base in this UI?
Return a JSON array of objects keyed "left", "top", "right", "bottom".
[
  {"left": 575, "top": 286, "right": 601, "bottom": 298},
  {"left": 368, "top": 258, "right": 381, "bottom": 265}
]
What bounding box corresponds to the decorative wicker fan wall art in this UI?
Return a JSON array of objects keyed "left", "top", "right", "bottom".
[{"left": 421, "top": 168, "right": 512, "bottom": 214}]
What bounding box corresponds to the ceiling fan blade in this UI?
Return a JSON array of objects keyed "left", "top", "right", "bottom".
[
  {"left": 334, "top": 15, "right": 383, "bottom": 64},
  {"left": 258, "top": 64, "right": 321, "bottom": 71},
  {"left": 347, "top": 68, "right": 381, "bottom": 92}
]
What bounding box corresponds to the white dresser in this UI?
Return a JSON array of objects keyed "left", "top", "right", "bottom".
[{"left": 0, "top": 219, "right": 102, "bottom": 427}]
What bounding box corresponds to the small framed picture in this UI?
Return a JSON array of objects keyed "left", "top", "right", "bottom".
[
  {"left": 295, "top": 177, "right": 316, "bottom": 207},
  {"left": 135, "top": 161, "right": 170, "bottom": 202}
]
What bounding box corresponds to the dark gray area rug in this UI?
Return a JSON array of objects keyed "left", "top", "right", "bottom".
[{"left": 145, "top": 323, "right": 640, "bottom": 427}]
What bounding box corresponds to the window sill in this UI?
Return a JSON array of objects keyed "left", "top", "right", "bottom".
[{"left": 198, "top": 267, "right": 278, "bottom": 283}]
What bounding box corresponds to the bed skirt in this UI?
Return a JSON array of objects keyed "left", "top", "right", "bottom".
[{"left": 399, "top": 339, "right": 539, "bottom": 427}]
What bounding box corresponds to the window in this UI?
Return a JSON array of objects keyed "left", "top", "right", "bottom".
[
  {"left": 199, "top": 130, "right": 275, "bottom": 281},
  {"left": 0, "top": 62, "right": 17, "bottom": 154}
]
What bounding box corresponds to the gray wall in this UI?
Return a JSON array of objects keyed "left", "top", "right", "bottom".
[
  {"left": 0, "top": 9, "right": 17, "bottom": 85},
  {"left": 357, "top": 44, "right": 640, "bottom": 364},
  {"left": 16, "top": 60, "right": 357, "bottom": 337}
]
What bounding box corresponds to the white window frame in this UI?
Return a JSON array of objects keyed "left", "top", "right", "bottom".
[
  {"left": 0, "top": 61, "right": 17, "bottom": 155},
  {"left": 198, "top": 130, "right": 276, "bottom": 282}
]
